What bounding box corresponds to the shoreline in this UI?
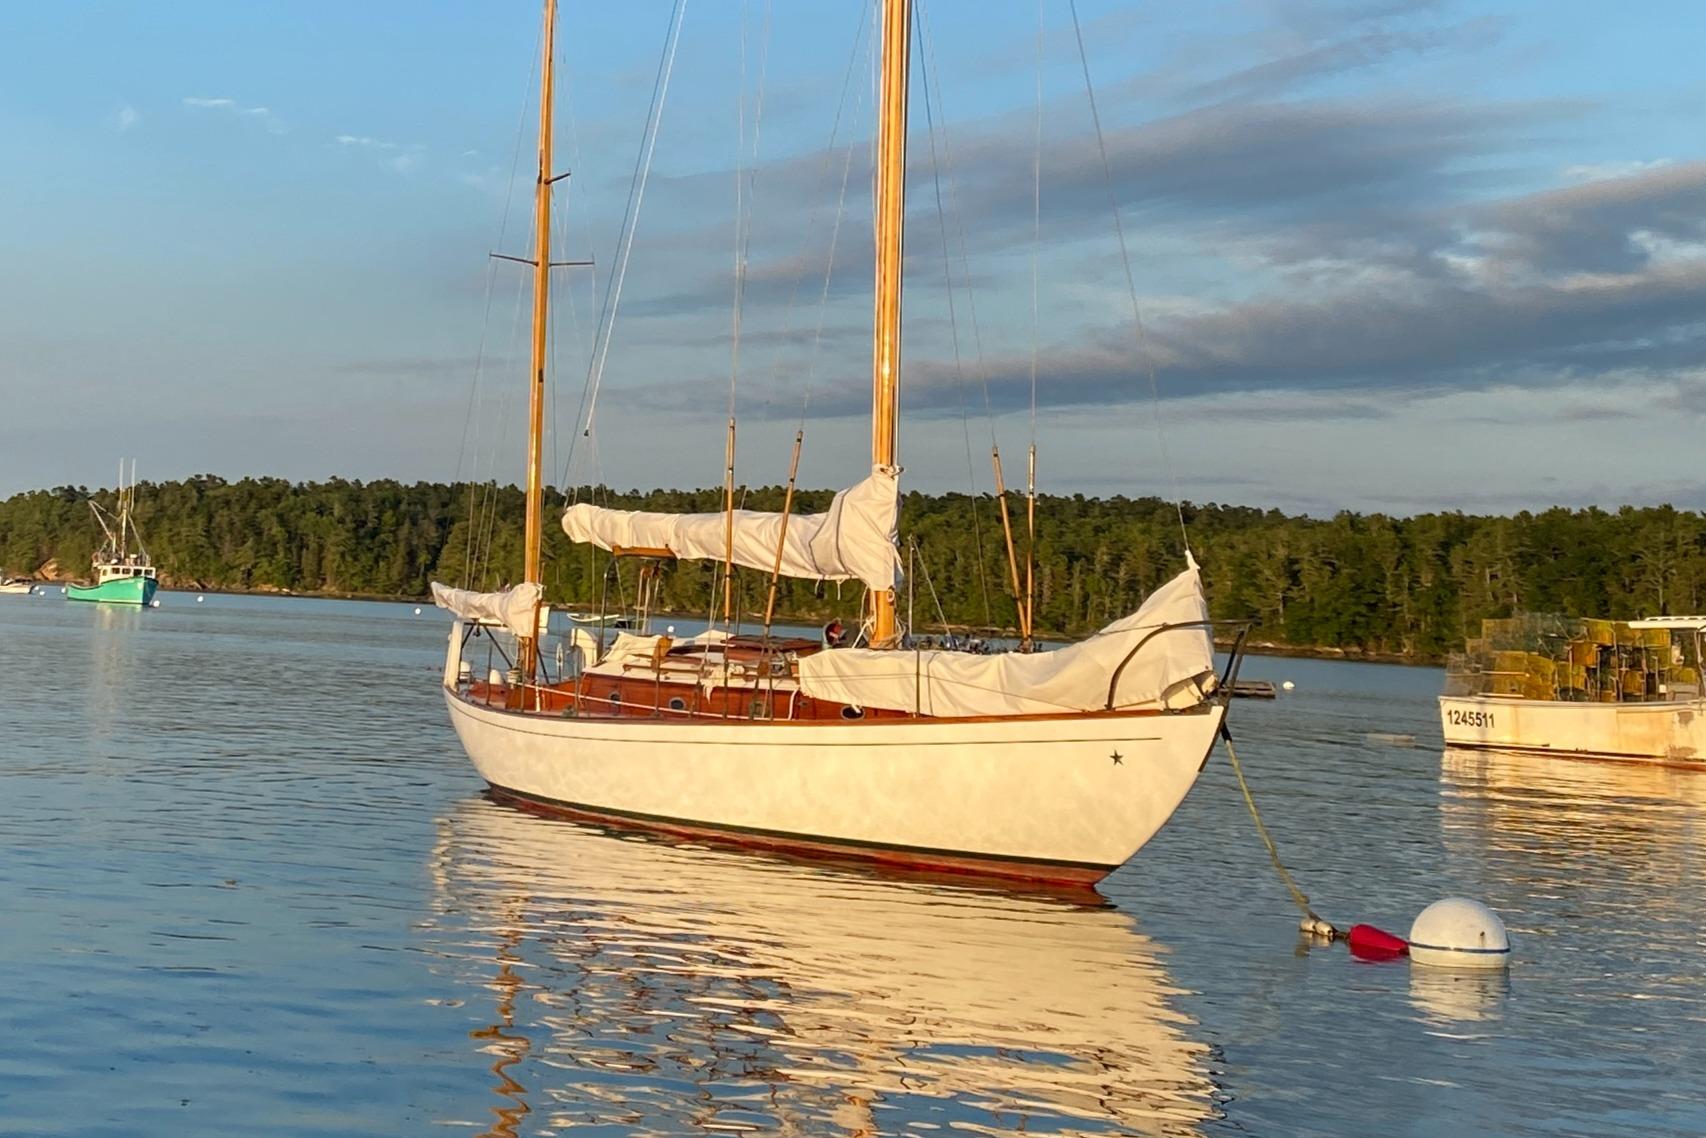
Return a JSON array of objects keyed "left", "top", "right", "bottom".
[
  {"left": 90, "top": 580, "right": 1445, "bottom": 666},
  {"left": 1229, "top": 641, "right": 1442, "bottom": 668}
]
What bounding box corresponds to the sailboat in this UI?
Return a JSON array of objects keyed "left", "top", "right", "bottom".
[
  {"left": 67, "top": 461, "right": 158, "bottom": 607},
  {"left": 432, "top": 0, "right": 1246, "bottom": 885}
]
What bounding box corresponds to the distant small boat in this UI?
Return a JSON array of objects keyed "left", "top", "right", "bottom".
[
  {"left": 0, "top": 577, "right": 35, "bottom": 596},
  {"left": 67, "top": 461, "right": 159, "bottom": 607}
]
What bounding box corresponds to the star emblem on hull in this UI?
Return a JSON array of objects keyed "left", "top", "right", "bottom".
[{"left": 1110, "top": 750, "right": 1123, "bottom": 765}]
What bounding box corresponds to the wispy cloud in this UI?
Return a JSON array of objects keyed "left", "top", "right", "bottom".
[
  {"left": 1564, "top": 159, "right": 1672, "bottom": 183},
  {"left": 182, "top": 96, "right": 286, "bottom": 134},
  {"left": 113, "top": 104, "right": 140, "bottom": 133},
  {"left": 335, "top": 133, "right": 426, "bottom": 174}
]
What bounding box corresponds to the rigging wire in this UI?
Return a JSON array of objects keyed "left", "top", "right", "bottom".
[
  {"left": 1024, "top": 0, "right": 1045, "bottom": 638},
  {"left": 715, "top": 0, "right": 774, "bottom": 621},
  {"left": 457, "top": 33, "right": 543, "bottom": 588},
  {"left": 914, "top": 0, "right": 995, "bottom": 630},
  {"left": 726, "top": 0, "right": 773, "bottom": 426},
  {"left": 916, "top": 1, "right": 997, "bottom": 435},
  {"left": 473, "top": 266, "right": 534, "bottom": 588},
  {"left": 1029, "top": 0, "right": 1043, "bottom": 451},
  {"left": 563, "top": 0, "right": 689, "bottom": 484},
  {"left": 908, "top": 536, "right": 953, "bottom": 636},
  {"left": 1066, "top": 0, "right": 1191, "bottom": 556},
  {"left": 745, "top": 9, "right": 868, "bottom": 429},
  {"left": 550, "top": 26, "right": 591, "bottom": 508},
  {"left": 540, "top": 12, "right": 596, "bottom": 573}
]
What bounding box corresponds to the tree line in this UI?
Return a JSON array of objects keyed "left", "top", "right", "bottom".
[{"left": 1, "top": 473, "right": 1694, "bottom": 662}]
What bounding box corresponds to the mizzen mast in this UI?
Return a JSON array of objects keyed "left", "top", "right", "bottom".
[
  {"left": 870, "top": 0, "right": 911, "bottom": 645},
  {"left": 520, "top": 0, "right": 557, "bottom": 676}
]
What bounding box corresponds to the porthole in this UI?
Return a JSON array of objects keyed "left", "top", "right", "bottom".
[
  {"left": 840, "top": 705, "right": 865, "bottom": 720},
  {"left": 668, "top": 697, "right": 687, "bottom": 712},
  {"left": 607, "top": 691, "right": 622, "bottom": 706}
]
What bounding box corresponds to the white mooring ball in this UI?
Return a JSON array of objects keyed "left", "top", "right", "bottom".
[
  {"left": 1282, "top": 680, "right": 1296, "bottom": 691},
  {"left": 414, "top": 607, "right": 422, "bottom": 615},
  {"left": 150, "top": 599, "right": 161, "bottom": 608},
  {"left": 1408, "top": 898, "right": 1510, "bottom": 969}
]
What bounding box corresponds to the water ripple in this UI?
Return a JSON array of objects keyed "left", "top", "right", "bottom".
[{"left": 2, "top": 599, "right": 1705, "bottom": 1134}]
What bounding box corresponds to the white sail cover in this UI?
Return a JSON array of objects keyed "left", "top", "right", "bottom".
[
  {"left": 798, "top": 564, "right": 1216, "bottom": 716},
  {"left": 430, "top": 581, "right": 543, "bottom": 639},
  {"left": 561, "top": 467, "right": 901, "bottom": 592}
]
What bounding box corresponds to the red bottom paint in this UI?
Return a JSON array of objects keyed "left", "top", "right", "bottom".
[
  {"left": 1347, "top": 924, "right": 1410, "bottom": 961},
  {"left": 486, "top": 783, "right": 1114, "bottom": 890}
]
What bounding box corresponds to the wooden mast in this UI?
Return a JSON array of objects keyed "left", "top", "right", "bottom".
[
  {"left": 520, "top": 0, "right": 557, "bottom": 677},
  {"left": 871, "top": 0, "right": 911, "bottom": 645}
]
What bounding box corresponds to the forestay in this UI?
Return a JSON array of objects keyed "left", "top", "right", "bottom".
[
  {"left": 798, "top": 565, "right": 1216, "bottom": 716},
  {"left": 561, "top": 467, "right": 901, "bottom": 593},
  {"left": 430, "top": 581, "right": 543, "bottom": 639}
]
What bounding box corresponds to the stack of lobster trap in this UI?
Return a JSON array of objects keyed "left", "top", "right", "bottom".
[{"left": 1445, "top": 615, "right": 1700, "bottom": 702}]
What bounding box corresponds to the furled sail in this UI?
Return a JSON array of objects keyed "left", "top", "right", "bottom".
[
  {"left": 798, "top": 564, "right": 1216, "bottom": 716},
  {"left": 430, "top": 581, "right": 543, "bottom": 639},
  {"left": 561, "top": 466, "right": 901, "bottom": 592}
]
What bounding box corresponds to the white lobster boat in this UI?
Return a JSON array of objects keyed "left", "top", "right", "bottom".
[
  {"left": 430, "top": 0, "right": 1244, "bottom": 884},
  {"left": 1441, "top": 616, "right": 1706, "bottom": 765}
]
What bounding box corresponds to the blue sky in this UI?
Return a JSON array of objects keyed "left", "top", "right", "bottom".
[{"left": 1, "top": 0, "right": 1702, "bottom": 515}]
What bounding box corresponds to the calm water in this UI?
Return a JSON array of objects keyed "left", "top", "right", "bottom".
[{"left": 2, "top": 592, "right": 1703, "bottom": 1136}]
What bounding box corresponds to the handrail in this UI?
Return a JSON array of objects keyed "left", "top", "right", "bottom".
[{"left": 1103, "top": 619, "right": 1252, "bottom": 711}]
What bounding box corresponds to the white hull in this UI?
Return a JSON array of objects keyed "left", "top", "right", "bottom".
[
  {"left": 0, "top": 583, "right": 34, "bottom": 595},
  {"left": 1440, "top": 694, "right": 1706, "bottom": 764},
  {"left": 444, "top": 686, "right": 1223, "bottom": 882}
]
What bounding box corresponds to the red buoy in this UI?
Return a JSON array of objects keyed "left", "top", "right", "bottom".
[{"left": 1347, "top": 924, "right": 1409, "bottom": 961}]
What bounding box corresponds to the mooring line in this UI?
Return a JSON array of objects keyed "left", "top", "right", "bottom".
[{"left": 1220, "top": 725, "right": 1339, "bottom": 939}]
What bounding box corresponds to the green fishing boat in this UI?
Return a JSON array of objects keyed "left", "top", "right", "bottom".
[
  {"left": 68, "top": 462, "right": 159, "bottom": 607},
  {"left": 67, "top": 571, "right": 157, "bottom": 606}
]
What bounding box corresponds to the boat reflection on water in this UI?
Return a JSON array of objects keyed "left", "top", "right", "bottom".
[
  {"left": 425, "top": 800, "right": 1219, "bottom": 1137},
  {"left": 1433, "top": 746, "right": 1706, "bottom": 1024},
  {"left": 87, "top": 602, "right": 147, "bottom": 744},
  {"left": 1441, "top": 745, "right": 1706, "bottom": 878}
]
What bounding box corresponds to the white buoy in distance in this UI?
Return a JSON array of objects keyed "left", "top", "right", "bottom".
[
  {"left": 1282, "top": 680, "right": 1296, "bottom": 691},
  {"left": 197, "top": 595, "right": 205, "bottom": 603},
  {"left": 151, "top": 599, "right": 161, "bottom": 608},
  {"left": 414, "top": 607, "right": 422, "bottom": 615},
  {"left": 1407, "top": 898, "right": 1509, "bottom": 969}
]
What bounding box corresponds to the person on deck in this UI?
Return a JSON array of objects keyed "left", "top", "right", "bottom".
[{"left": 823, "top": 618, "right": 848, "bottom": 649}]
